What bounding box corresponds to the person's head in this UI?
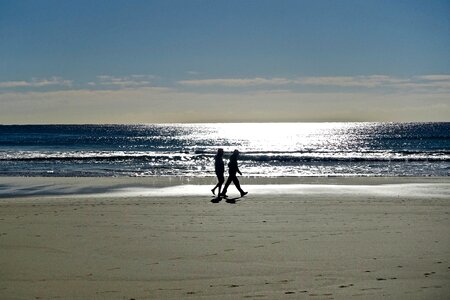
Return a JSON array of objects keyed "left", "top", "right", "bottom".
[
  {"left": 232, "top": 149, "right": 239, "bottom": 157},
  {"left": 216, "top": 148, "right": 224, "bottom": 156}
]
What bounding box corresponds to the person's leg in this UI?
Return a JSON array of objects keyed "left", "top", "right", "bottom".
[
  {"left": 217, "top": 174, "right": 225, "bottom": 195},
  {"left": 211, "top": 174, "right": 220, "bottom": 195},
  {"left": 231, "top": 176, "right": 247, "bottom": 197},
  {"left": 211, "top": 183, "right": 218, "bottom": 195},
  {"left": 220, "top": 176, "right": 232, "bottom": 196},
  {"left": 232, "top": 176, "right": 244, "bottom": 194}
]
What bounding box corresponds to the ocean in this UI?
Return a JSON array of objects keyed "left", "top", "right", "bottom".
[{"left": 0, "top": 123, "right": 449, "bottom": 177}]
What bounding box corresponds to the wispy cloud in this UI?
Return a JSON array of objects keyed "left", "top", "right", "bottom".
[
  {"left": 404, "top": 75, "right": 450, "bottom": 90},
  {"left": 178, "top": 77, "right": 292, "bottom": 87},
  {"left": 295, "top": 75, "right": 409, "bottom": 88},
  {"left": 88, "top": 75, "right": 155, "bottom": 88},
  {"left": 178, "top": 75, "right": 450, "bottom": 91},
  {"left": 0, "top": 77, "right": 72, "bottom": 89},
  {"left": 417, "top": 75, "right": 450, "bottom": 81},
  {"left": 3, "top": 74, "right": 449, "bottom": 92}
]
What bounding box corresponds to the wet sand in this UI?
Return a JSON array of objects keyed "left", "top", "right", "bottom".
[{"left": 0, "top": 177, "right": 449, "bottom": 299}]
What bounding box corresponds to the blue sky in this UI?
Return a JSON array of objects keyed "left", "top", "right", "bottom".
[{"left": 1, "top": 0, "right": 449, "bottom": 123}]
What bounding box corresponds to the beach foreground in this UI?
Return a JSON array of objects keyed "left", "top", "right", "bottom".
[{"left": 0, "top": 177, "right": 449, "bottom": 299}]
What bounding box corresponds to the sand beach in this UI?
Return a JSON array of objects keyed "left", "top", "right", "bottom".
[{"left": 0, "top": 176, "right": 449, "bottom": 299}]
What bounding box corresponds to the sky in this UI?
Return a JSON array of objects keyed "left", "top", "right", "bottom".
[{"left": 0, "top": 0, "right": 449, "bottom": 123}]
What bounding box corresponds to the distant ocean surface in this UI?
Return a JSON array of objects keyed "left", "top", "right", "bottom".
[{"left": 0, "top": 123, "right": 449, "bottom": 177}]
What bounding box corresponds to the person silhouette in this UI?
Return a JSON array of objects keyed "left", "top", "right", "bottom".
[
  {"left": 211, "top": 148, "right": 225, "bottom": 196},
  {"left": 220, "top": 149, "right": 248, "bottom": 198}
]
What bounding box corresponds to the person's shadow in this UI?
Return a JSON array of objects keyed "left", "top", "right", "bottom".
[
  {"left": 210, "top": 196, "right": 243, "bottom": 204},
  {"left": 211, "top": 196, "right": 222, "bottom": 203}
]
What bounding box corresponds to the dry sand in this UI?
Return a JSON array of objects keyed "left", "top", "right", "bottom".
[{"left": 0, "top": 177, "right": 449, "bottom": 299}]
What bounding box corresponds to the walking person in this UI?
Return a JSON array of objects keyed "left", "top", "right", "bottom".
[
  {"left": 211, "top": 148, "right": 225, "bottom": 196},
  {"left": 220, "top": 149, "right": 248, "bottom": 198}
]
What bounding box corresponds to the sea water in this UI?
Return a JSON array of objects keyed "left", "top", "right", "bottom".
[{"left": 0, "top": 123, "right": 449, "bottom": 177}]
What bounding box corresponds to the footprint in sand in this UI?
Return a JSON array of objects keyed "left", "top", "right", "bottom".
[
  {"left": 168, "top": 257, "right": 184, "bottom": 261},
  {"left": 361, "top": 287, "right": 382, "bottom": 291},
  {"left": 203, "top": 253, "right": 218, "bottom": 257},
  {"left": 96, "top": 290, "right": 119, "bottom": 294},
  {"left": 279, "top": 279, "right": 292, "bottom": 283}
]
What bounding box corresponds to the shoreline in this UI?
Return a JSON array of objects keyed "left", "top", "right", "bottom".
[{"left": 1, "top": 176, "right": 449, "bottom": 199}]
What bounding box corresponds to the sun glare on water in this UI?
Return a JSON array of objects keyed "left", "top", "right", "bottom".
[{"left": 198, "top": 123, "right": 357, "bottom": 153}]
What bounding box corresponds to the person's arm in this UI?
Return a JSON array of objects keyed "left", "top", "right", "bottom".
[{"left": 237, "top": 164, "right": 242, "bottom": 176}]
